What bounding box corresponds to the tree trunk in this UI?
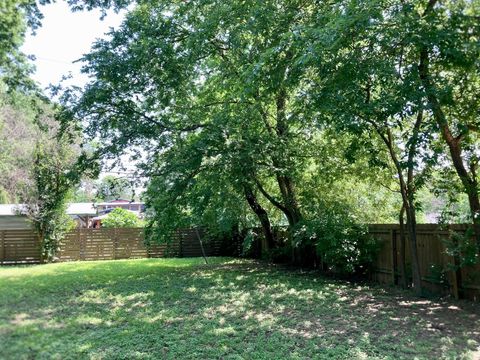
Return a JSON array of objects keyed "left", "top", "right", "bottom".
[
  {"left": 273, "top": 87, "right": 303, "bottom": 227},
  {"left": 405, "top": 202, "right": 423, "bottom": 296},
  {"left": 275, "top": 174, "right": 303, "bottom": 226},
  {"left": 243, "top": 184, "right": 275, "bottom": 254},
  {"left": 254, "top": 174, "right": 303, "bottom": 263},
  {"left": 380, "top": 128, "right": 423, "bottom": 295},
  {"left": 398, "top": 204, "right": 408, "bottom": 288}
]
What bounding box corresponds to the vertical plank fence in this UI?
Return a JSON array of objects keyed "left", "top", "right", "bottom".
[{"left": 369, "top": 224, "right": 480, "bottom": 301}]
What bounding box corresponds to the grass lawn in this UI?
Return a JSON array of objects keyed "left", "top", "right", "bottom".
[{"left": 0, "top": 258, "right": 479, "bottom": 359}]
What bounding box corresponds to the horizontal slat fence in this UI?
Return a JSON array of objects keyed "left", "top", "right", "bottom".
[
  {"left": 0, "top": 229, "right": 41, "bottom": 265},
  {"left": 1, "top": 227, "right": 222, "bottom": 265}
]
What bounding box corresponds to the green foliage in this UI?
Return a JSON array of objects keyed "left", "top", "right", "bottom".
[
  {"left": 60, "top": 0, "right": 480, "bottom": 273},
  {"left": 443, "top": 228, "right": 480, "bottom": 269},
  {"left": 0, "top": 86, "right": 46, "bottom": 202},
  {"left": 66, "top": 0, "right": 402, "bottom": 243},
  {"left": 95, "top": 175, "right": 134, "bottom": 201},
  {"left": 240, "top": 229, "right": 259, "bottom": 258},
  {"left": 293, "top": 207, "right": 379, "bottom": 275},
  {"left": 27, "top": 140, "right": 78, "bottom": 261},
  {"left": 0, "top": 0, "right": 48, "bottom": 92},
  {"left": 102, "top": 207, "right": 141, "bottom": 228},
  {"left": 0, "top": 187, "right": 8, "bottom": 204},
  {"left": 0, "top": 86, "right": 83, "bottom": 262},
  {"left": 426, "top": 263, "right": 449, "bottom": 287}
]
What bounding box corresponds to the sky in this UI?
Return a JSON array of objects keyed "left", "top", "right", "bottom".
[
  {"left": 21, "top": 3, "right": 143, "bottom": 187},
  {"left": 22, "top": 2, "right": 125, "bottom": 92}
]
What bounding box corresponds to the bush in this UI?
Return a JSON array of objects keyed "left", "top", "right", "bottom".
[
  {"left": 443, "top": 227, "right": 480, "bottom": 269},
  {"left": 293, "top": 209, "right": 378, "bottom": 275},
  {"left": 102, "top": 208, "right": 142, "bottom": 228}
]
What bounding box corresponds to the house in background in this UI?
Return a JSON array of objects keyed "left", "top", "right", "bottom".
[
  {"left": 0, "top": 203, "right": 97, "bottom": 230},
  {"left": 0, "top": 205, "right": 30, "bottom": 229},
  {"left": 91, "top": 199, "right": 145, "bottom": 228},
  {"left": 68, "top": 203, "right": 97, "bottom": 228},
  {"left": 0, "top": 200, "right": 145, "bottom": 230},
  {"left": 96, "top": 199, "right": 145, "bottom": 215}
]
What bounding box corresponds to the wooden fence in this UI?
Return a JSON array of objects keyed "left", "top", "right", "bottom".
[
  {"left": 0, "top": 229, "right": 41, "bottom": 265},
  {"left": 370, "top": 224, "right": 480, "bottom": 301},
  {"left": 1, "top": 224, "right": 479, "bottom": 301},
  {"left": 0, "top": 228, "right": 223, "bottom": 265}
]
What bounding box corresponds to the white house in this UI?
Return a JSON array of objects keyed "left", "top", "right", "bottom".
[{"left": 0, "top": 203, "right": 97, "bottom": 230}]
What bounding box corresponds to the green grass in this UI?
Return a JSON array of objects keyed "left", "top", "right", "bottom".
[{"left": 0, "top": 258, "right": 479, "bottom": 359}]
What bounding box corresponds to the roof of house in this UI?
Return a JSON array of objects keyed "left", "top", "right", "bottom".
[
  {"left": 67, "top": 203, "right": 97, "bottom": 216},
  {"left": 0, "top": 203, "right": 97, "bottom": 216},
  {"left": 92, "top": 209, "right": 139, "bottom": 221},
  {"left": 0, "top": 204, "right": 28, "bottom": 216},
  {"left": 96, "top": 201, "right": 144, "bottom": 206}
]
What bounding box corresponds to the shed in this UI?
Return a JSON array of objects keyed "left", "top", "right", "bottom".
[
  {"left": 0, "top": 204, "right": 31, "bottom": 230},
  {"left": 0, "top": 203, "right": 97, "bottom": 230}
]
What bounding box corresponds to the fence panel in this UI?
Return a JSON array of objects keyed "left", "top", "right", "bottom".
[
  {"left": 369, "top": 224, "right": 479, "bottom": 301},
  {"left": 0, "top": 229, "right": 41, "bottom": 264},
  {"left": 0, "top": 224, "right": 478, "bottom": 300}
]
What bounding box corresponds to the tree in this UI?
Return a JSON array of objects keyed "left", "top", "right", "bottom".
[
  {"left": 102, "top": 207, "right": 141, "bottom": 228},
  {"left": 0, "top": 1, "right": 95, "bottom": 261},
  {"left": 415, "top": 0, "right": 480, "bottom": 229},
  {"left": 299, "top": 0, "right": 451, "bottom": 293},
  {"left": 95, "top": 175, "right": 134, "bottom": 201},
  {"left": 0, "top": 85, "right": 84, "bottom": 261},
  {"left": 64, "top": 0, "right": 406, "bottom": 259},
  {"left": 25, "top": 137, "right": 79, "bottom": 261},
  {"left": 0, "top": 85, "right": 45, "bottom": 202},
  {"left": 0, "top": 0, "right": 48, "bottom": 92},
  {"left": 62, "top": 0, "right": 321, "bottom": 254},
  {"left": 60, "top": 0, "right": 479, "bottom": 276}
]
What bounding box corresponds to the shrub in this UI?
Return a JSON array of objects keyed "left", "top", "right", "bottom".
[
  {"left": 102, "top": 208, "right": 142, "bottom": 228},
  {"left": 443, "top": 227, "right": 480, "bottom": 269},
  {"left": 293, "top": 209, "right": 378, "bottom": 275}
]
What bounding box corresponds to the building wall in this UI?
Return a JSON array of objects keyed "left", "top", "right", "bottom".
[{"left": 0, "top": 216, "right": 32, "bottom": 230}]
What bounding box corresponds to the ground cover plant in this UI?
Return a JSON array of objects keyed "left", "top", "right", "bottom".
[{"left": 0, "top": 258, "right": 479, "bottom": 359}]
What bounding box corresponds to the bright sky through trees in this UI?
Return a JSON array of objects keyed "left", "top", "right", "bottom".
[{"left": 21, "top": 2, "right": 124, "bottom": 91}]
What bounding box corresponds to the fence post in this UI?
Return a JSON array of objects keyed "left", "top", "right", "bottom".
[
  {"left": 113, "top": 228, "right": 117, "bottom": 260},
  {"left": 179, "top": 230, "right": 183, "bottom": 257},
  {"left": 451, "top": 260, "right": 460, "bottom": 300},
  {"left": 79, "top": 228, "right": 85, "bottom": 261},
  {"left": 1, "top": 230, "right": 4, "bottom": 265},
  {"left": 391, "top": 228, "right": 397, "bottom": 285},
  {"left": 37, "top": 232, "right": 44, "bottom": 264},
  {"left": 450, "top": 226, "right": 460, "bottom": 300},
  {"left": 441, "top": 227, "right": 460, "bottom": 300}
]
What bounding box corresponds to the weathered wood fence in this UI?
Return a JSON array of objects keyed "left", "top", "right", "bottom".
[
  {"left": 0, "top": 228, "right": 222, "bottom": 265},
  {"left": 0, "top": 229, "right": 40, "bottom": 265},
  {"left": 1, "top": 224, "right": 479, "bottom": 300},
  {"left": 370, "top": 224, "right": 480, "bottom": 301}
]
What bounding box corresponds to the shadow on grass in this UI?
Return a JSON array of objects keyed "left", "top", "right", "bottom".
[{"left": 0, "top": 259, "right": 479, "bottom": 359}]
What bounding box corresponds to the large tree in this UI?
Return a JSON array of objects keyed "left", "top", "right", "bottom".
[
  {"left": 297, "top": 0, "right": 448, "bottom": 293},
  {"left": 415, "top": 0, "right": 480, "bottom": 228},
  {"left": 64, "top": 0, "right": 321, "bottom": 244}
]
